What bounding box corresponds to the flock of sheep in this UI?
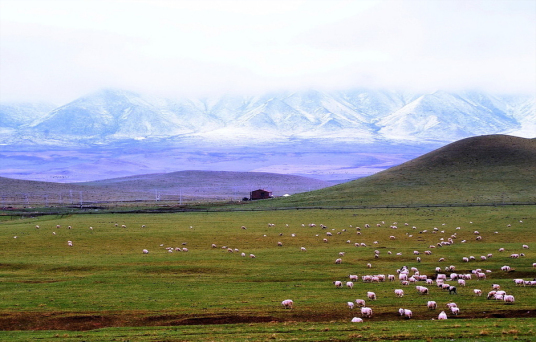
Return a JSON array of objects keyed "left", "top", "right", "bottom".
[
  {"left": 273, "top": 220, "right": 534, "bottom": 323},
  {"left": 31, "top": 216, "right": 534, "bottom": 324}
]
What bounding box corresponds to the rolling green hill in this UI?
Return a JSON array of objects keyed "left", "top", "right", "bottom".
[{"left": 247, "top": 134, "right": 536, "bottom": 208}]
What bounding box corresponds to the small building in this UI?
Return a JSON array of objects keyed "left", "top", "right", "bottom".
[{"left": 250, "top": 189, "right": 273, "bottom": 200}]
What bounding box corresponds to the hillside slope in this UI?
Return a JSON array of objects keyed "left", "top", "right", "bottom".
[
  {"left": 0, "top": 170, "right": 330, "bottom": 206},
  {"left": 253, "top": 135, "right": 536, "bottom": 208}
]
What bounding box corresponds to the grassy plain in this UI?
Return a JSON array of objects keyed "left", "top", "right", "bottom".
[{"left": 0, "top": 205, "right": 535, "bottom": 341}]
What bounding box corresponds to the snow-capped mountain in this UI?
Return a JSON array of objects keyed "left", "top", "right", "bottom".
[
  {"left": 0, "top": 88, "right": 534, "bottom": 147},
  {"left": 0, "top": 102, "right": 56, "bottom": 128},
  {"left": 378, "top": 91, "right": 522, "bottom": 142}
]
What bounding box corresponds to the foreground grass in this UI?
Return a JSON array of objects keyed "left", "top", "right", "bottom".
[
  {"left": 1, "top": 319, "right": 535, "bottom": 341},
  {"left": 0, "top": 206, "right": 535, "bottom": 340}
]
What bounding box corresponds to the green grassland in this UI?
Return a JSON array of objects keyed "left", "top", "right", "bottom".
[{"left": 1, "top": 206, "right": 535, "bottom": 341}]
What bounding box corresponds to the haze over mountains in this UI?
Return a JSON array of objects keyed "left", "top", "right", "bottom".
[{"left": 0, "top": 88, "right": 534, "bottom": 182}]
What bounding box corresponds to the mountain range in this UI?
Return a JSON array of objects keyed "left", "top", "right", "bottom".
[{"left": 1, "top": 89, "right": 534, "bottom": 147}]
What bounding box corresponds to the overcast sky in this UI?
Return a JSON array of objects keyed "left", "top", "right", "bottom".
[{"left": 1, "top": 0, "right": 535, "bottom": 104}]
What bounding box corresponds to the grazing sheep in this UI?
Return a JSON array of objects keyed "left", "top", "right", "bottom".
[
  {"left": 427, "top": 301, "right": 437, "bottom": 310},
  {"left": 448, "top": 286, "right": 457, "bottom": 295},
  {"left": 367, "top": 291, "right": 377, "bottom": 300},
  {"left": 361, "top": 307, "right": 373, "bottom": 318},
  {"left": 142, "top": 249, "right": 149, "bottom": 254},
  {"left": 281, "top": 299, "right": 294, "bottom": 309},
  {"left": 457, "top": 279, "right": 466, "bottom": 287},
  {"left": 249, "top": 254, "right": 256, "bottom": 258},
  {"left": 504, "top": 295, "right": 515, "bottom": 303},
  {"left": 514, "top": 279, "right": 524, "bottom": 286},
  {"left": 446, "top": 302, "right": 457, "bottom": 309},
  {"left": 349, "top": 274, "right": 359, "bottom": 282},
  {"left": 450, "top": 306, "right": 460, "bottom": 315},
  {"left": 399, "top": 308, "right": 412, "bottom": 319},
  {"left": 438, "top": 311, "right": 448, "bottom": 320},
  {"left": 394, "top": 289, "right": 404, "bottom": 297},
  {"left": 333, "top": 281, "right": 343, "bottom": 288},
  {"left": 416, "top": 286, "right": 429, "bottom": 295},
  {"left": 335, "top": 258, "right": 342, "bottom": 264},
  {"left": 355, "top": 299, "right": 366, "bottom": 307},
  {"left": 67, "top": 241, "right": 73, "bottom": 247},
  {"left": 362, "top": 275, "right": 372, "bottom": 283},
  {"left": 474, "top": 289, "right": 482, "bottom": 296},
  {"left": 346, "top": 281, "right": 354, "bottom": 289},
  {"left": 347, "top": 301, "right": 355, "bottom": 309},
  {"left": 351, "top": 317, "right": 363, "bottom": 323}
]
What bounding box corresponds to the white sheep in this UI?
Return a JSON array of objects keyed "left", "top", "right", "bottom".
[
  {"left": 438, "top": 311, "right": 448, "bottom": 320},
  {"left": 351, "top": 317, "right": 363, "bottom": 322},
  {"left": 67, "top": 240, "right": 73, "bottom": 247},
  {"left": 347, "top": 301, "right": 355, "bottom": 309},
  {"left": 349, "top": 274, "right": 359, "bottom": 282},
  {"left": 361, "top": 307, "right": 373, "bottom": 318},
  {"left": 474, "top": 289, "right": 482, "bottom": 296},
  {"left": 450, "top": 306, "right": 460, "bottom": 315},
  {"left": 333, "top": 281, "right": 343, "bottom": 288},
  {"left": 367, "top": 291, "right": 377, "bottom": 300},
  {"left": 427, "top": 301, "right": 437, "bottom": 310},
  {"left": 355, "top": 299, "right": 366, "bottom": 307},
  {"left": 281, "top": 299, "right": 294, "bottom": 309},
  {"left": 142, "top": 249, "right": 149, "bottom": 254},
  {"left": 346, "top": 281, "right": 354, "bottom": 289},
  {"left": 399, "top": 308, "right": 412, "bottom": 319},
  {"left": 394, "top": 289, "right": 404, "bottom": 297},
  {"left": 416, "top": 286, "right": 429, "bottom": 295},
  {"left": 504, "top": 295, "right": 515, "bottom": 303}
]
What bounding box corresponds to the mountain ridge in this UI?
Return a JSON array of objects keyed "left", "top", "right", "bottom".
[{"left": 1, "top": 88, "right": 533, "bottom": 147}]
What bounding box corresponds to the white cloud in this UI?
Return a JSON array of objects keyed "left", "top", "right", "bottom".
[{"left": 1, "top": 0, "right": 534, "bottom": 104}]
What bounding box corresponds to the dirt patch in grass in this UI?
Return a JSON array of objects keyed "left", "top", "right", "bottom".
[{"left": 0, "top": 309, "right": 535, "bottom": 331}]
